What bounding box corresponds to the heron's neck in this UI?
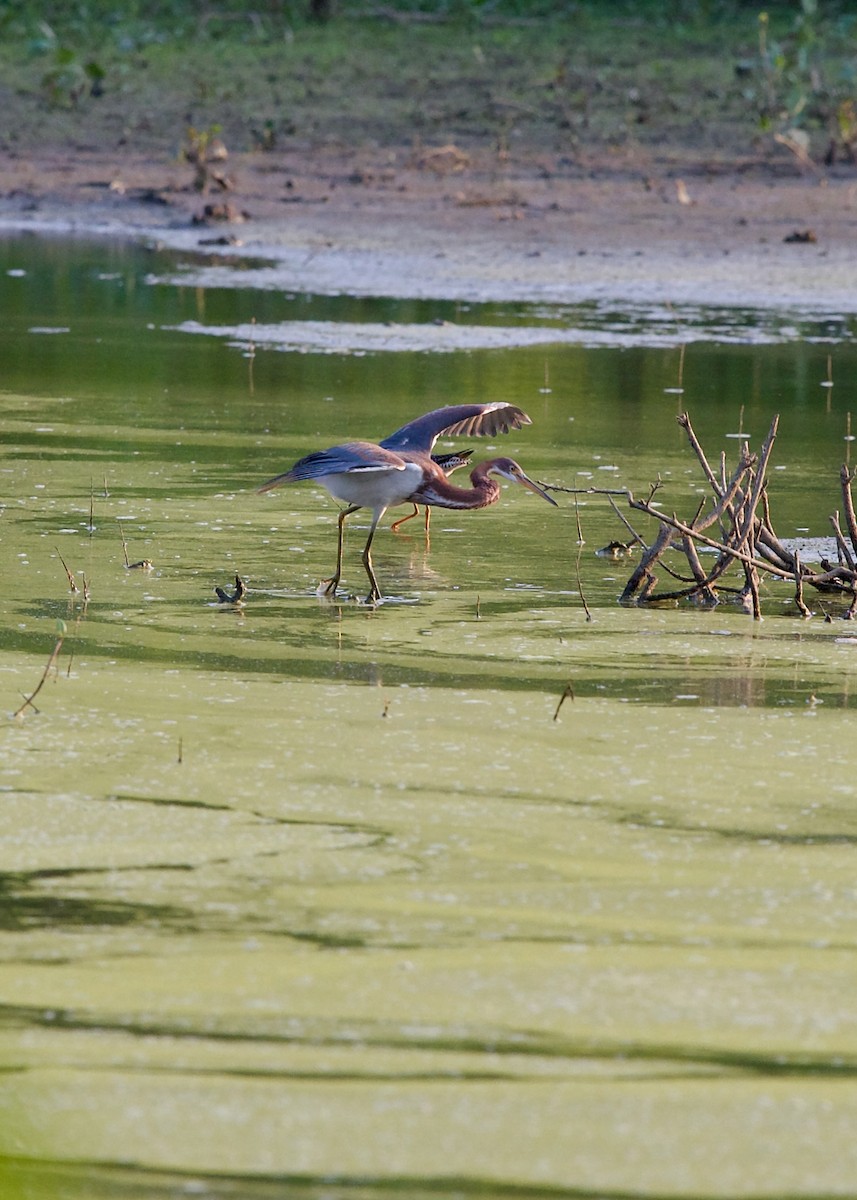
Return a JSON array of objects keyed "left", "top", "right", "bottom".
[{"left": 415, "top": 462, "right": 500, "bottom": 511}]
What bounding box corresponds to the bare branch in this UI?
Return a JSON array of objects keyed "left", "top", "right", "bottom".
[
  {"left": 627, "top": 496, "right": 792, "bottom": 578},
  {"left": 14, "top": 631, "right": 65, "bottom": 719},
  {"left": 830, "top": 511, "right": 856, "bottom": 571},
  {"left": 841, "top": 465, "right": 857, "bottom": 557},
  {"left": 793, "top": 550, "right": 812, "bottom": 618},
  {"left": 620, "top": 521, "right": 675, "bottom": 602}
]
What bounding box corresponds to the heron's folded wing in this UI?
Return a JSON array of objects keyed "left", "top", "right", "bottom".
[{"left": 258, "top": 442, "right": 408, "bottom": 492}]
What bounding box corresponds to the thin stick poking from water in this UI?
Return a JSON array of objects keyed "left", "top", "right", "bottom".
[
  {"left": 553, "top": 681, "right": 574, "bottom": 721},
  {"left": 14, "top": 628, "right": 65, "bottom": 718},
  {"left": 55, "top": 548, "right": 79, "bottom": 593},
  {"left": 119, "top": 522, "right": 153, "bottom": 571},
  {"left": 607, "top": 494, "right": 647, "bottom": 549},
  {"left": 572, "top": 495, "right": 593, "bottom": 622}
]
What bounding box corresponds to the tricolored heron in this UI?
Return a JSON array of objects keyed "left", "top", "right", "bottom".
[
  {"left": 390, "top": 449, "right": 473, "bottom": 534},
  {"left": 258, "top": 402, "right": 557, "bottom": 602}
]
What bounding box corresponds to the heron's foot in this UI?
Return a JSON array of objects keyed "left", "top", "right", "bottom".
[
  {"left": 319, "top": 576, "right": 340, "bottom": 597},
  {"left": 391, "top": 504, "right": 420, "bottom": 535}
]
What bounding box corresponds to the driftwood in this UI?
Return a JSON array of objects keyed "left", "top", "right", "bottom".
[{"left": 616, "top": 414, "right": 857, "bottom": 619}]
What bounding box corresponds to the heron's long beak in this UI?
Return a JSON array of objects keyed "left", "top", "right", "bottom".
[{"left": 518, "top": 474, "right": 559, "bottom": 506}]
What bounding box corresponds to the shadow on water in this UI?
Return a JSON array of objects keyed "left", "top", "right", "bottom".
[
  {"left": 0, "top": 1154, "right": 853, "bottom": 1200},
  {"left": 2, "top": 1001, "right": 856, "bottom": 1080},
  {"left": 0, "top": 872, "right": 188, "bottom": 933}
]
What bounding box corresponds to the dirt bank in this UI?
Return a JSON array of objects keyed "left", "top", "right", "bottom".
[{"left": 2, "top": 144, "right": 857, "bottom": 310}]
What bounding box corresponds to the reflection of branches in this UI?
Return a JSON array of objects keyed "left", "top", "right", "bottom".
[{"left": 14, "top": 629, "right": 65, "bottom": 719}]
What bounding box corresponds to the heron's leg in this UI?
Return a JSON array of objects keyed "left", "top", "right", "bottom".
[
  {"left": 325, "top": 504, "right": 360, "bottom": 595},
  {"left": 361, "top": 509, "right": 386, "bottom": 603},
  {"left": 390, "top": 504, "right": 420, "bottom": 534},
  {"left": 424, "top": 505, "right": 431, "bottom": 534}
]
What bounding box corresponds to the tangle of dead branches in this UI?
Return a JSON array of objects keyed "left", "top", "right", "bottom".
[
  {"left": 621, "top": 413, "right": 857, "bottom": 619},
  {"left": 543, "top": 413, "right": 857, "bottom": 620}
]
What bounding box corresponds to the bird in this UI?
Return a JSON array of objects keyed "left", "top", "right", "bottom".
[
  {"left": 380, "top": 401, "right": 529, "bottom": 539},
  {"left": 390, "top": 449, "right": 473, "bottom": 534},
  {"left": 258, "top": 402, "right": 556, "bottom": 602}
]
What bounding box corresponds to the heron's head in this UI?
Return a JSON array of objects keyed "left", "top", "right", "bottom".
[{"left": 487, "top": 458, "right": 558, "bottom": 506}]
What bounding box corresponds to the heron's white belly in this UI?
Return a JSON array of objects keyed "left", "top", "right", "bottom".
[{"left": 322, "top": 462, "right": 423, "bottom": 509}]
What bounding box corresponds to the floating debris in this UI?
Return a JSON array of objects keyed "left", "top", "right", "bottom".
[
  {"left": 596, "top": 541, "right": 634, "bottom": 559},
  {"left": 215, "top": 575, "right": 247, "bottom": 604}
]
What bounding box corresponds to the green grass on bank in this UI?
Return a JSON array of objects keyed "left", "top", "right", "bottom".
[{"left": 0, "top": 1, "right": 854, "bottom": 168}]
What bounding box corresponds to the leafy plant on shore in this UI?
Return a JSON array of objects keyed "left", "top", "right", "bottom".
[
  {"left": 827, "top": 96, "right": 857, "bottom": 163},
  {"left": 754, "top": 1, "right": 857, "bottom": 165},
  {"left": 29, "top": 21, "right": 105, "bottom": 107},
  {"left": 182, "top": 125, "right": 230, "bottom": 192}
]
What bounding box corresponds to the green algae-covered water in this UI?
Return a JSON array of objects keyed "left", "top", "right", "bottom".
[{"left": 2, "top": 234, "right": 857, "bottom": 1198}]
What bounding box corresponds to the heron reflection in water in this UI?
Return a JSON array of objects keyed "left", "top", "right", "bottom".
[{"left": 258, "top": 402, "right": 557, "bottom": 602}]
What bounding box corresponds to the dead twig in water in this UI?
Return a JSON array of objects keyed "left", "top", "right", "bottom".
[
  {"left": 613, "top": 412, "right": 857, "bottom": 616},
  {"left": 55, "top": 548, "right": 79, "bottom": 593},
  {"left": 247, "top": 316, "right": 256, "bottom": 396},
  {"left": 840, "top": 465, "right": 857, "bottom": 559},
  {"left": 572, "top": 495, "right": 592, "bottom": 621},
  {"left": 553, "top": 681, "right": 574, "bottom": 721},
  {"left": 215, "top": 575, "right": 247, "bottom": 604},
  {"left": 829, "top": 511, "right": 855, "bottom": 572},
  {"left": 793, "top": 550, "right": 812, "bottom": 619},
  {"left": 14, "top": 625, "right": 65, "bottom": 718},
  {"left": 538, "top": 482, "right": 631, "bottom": 499},
  {"left": 119, "top": 522, "right": 153, "bottom": 571},
  {"left": 606, "top": 494, "right": 647, "bottom": 550}
]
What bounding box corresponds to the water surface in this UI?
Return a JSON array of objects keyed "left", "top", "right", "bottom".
[{"left": 2, "top": 234, "right": 857, "bottom": 1198}]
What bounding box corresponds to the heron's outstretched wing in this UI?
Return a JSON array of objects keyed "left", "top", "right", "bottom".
[
  {"left": 380, "top": 403, "right": 531, "bottom": 452},
  {"left": 258, "top": 442, "right": 409, "bottom": 492}
]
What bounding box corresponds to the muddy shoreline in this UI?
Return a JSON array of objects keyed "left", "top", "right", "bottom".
[{"left": 2, "top": 148, "right": 856, "bottom": 310}]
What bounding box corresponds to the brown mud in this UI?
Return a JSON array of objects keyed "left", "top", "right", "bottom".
[{"left": 2, "top": 141, "right": 857, "bottom": 308}]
